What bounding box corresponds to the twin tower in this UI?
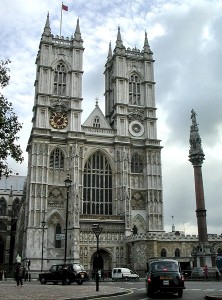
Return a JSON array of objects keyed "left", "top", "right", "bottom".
[{"left": 20, "top": 15, "right": 164, "bottom": 273}]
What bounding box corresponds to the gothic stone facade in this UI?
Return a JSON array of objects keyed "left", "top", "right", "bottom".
[
  {"left": 21, "top": 15, "right": 164, "bottom": 274},
  {"left": 16, "top": 15, "right": 222, "bottom": 276}
]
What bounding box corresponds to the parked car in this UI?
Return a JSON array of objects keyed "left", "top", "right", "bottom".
[
  {"left": 191, "top": 267, "right": 205, "bottom": 279},
  {"left": 145, "top": 259, "right": 185, "bottom": 298},
  {"left": 191, "top": 266, "right": 221, "bottom": 279},
  {"left": 39, "top": 263, "right": 89, "bottom": 285},
  {"left": 112, "top": 267, "right": 139, "bottom": 281}
]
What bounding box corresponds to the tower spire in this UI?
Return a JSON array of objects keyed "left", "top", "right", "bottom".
[
  {"left": 114, "top": 26, "right": 125, "bottom": 55},
  {"left": 107, "top": 41, "right": 112, "bottom": 60},
  {"left": 74, "top": 18, "right": 81, "bottom": 41},
  {"left": 143, "top": 31, "right": 153, "bottom": 57},
  {"left": 43, "top": 13, "right": 51, "bottom": 37}
]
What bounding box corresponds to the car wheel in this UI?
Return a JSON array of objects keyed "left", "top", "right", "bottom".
[
  {"left": 178, "top": 289, "right": 183, "bottom": 297},
  {"left": 76, "top": 280, "right": 83, "bottom": 285},
  {"left": 40, "top": 277, "right": 46, "bottom": 284}
]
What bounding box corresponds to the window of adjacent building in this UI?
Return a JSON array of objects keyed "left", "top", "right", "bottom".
[
  {"left": 93, "top": 117, "right": 101, "bottom": 128},
  {"left": 53, "top": 63, "right": 67, "bottom": 96},
  {"left": 175, "top": 248, "right": 180, "bottom": 258},
  {"left": 131, "top": 153, "right": 143, "bottom": 173},
  {"left": 218, "top": 248, "right": 222, "bottom": 255},
  {"left": 0, "top": 198, "right": 6, "bottom": 216},
  {"left": 161, "top": 248, "right": 167, "bottom": 257},
  {"left": 12, "top": 198, "right": 20, "bottom": 219},
  {"left": 55, "top": 223, "right": 62, "bottom": 248},
  {"left": 129, "top": 74, "right": 141, "bottom": 105},
  {"left": 49, "top": 148, "right": 64, "bottom": 169},
  {"left": 83, "top": 151, "right": 112, "bottom": 215}
]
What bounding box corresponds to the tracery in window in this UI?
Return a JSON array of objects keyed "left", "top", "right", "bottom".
[
  {"left": 53, "top": 63, "right": 67, "bottom": 96},
  {"left": 131, "top": 153, "right": 143, "bottom": 173},
  {"left": 49, "top": 148, "right": 64, "bottom": 169},
  {"left": 55, "top": 223, "right": 62, "bottom": 248},
  {"left": 83, "top": 151, "right": 112, "bottom": 215},
  {"left": 93, "top": 116, "right": 101, "bottom": 128},
  {"left": 0, "top": 198, "right": 6, "bottom": 216},
  {"left": 129, "top": 74, "right": 141, "bottom": 105}
]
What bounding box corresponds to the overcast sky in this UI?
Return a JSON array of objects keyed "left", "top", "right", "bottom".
[{"left": 1, "top": 0, "right": 222, "bottom": 236}]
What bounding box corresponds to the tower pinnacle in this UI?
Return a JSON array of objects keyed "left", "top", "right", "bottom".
[
  {"left": 114, "top": 26, "right": 125, "bottom": 55},
  {"left": 107, "top": 41, "right": 112, "bottom": 61},
  {"left": 74, "top": 18, "right": 82, "bottom": 41},
  {"left": 42, "top": 13, "right": 51, "bottom": 38}
]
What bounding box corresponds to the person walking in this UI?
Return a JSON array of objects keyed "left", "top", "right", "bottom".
[
  {"left": 15, "top": 263, "right": 24, "bottom": 287},
  {"left": 204, "top": 265, "right": 208, "bottom": 279}
]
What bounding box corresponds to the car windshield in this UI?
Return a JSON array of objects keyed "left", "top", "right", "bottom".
[{"left": 151, "top": 261, "right": 178, "bottom": 272}]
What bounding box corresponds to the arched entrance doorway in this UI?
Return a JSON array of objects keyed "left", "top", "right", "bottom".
[{"left": 91, "top": 249, "right": 112, "bottom": 279}]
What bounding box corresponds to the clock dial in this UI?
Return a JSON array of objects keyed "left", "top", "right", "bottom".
[
  {"left": 50, "top": 112, "right": 68, "bottom": 129},
  {"left": 132, "top": 123, "right": 141, "bottom": 133},
  {"left": 129, "top": 121, "right": 144, "bottom": 137}
]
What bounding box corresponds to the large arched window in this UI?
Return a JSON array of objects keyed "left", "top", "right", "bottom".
[
  {"left": 0, "top": 198, "right": 6, "bottom": 216},
  {"left": 53, "top": 63, "right": 67, "bottom": 96},
  {"left": 131, "top": 153, "right": 143, "bottom": 173},
  {"left": 129, "top": 74, "right": 141, "bottom": 105},
  {"left": 49, "top": 148, "right": 64, "bottom": 170},
  {"left": 83, "top": 151, "right": 112, "bottom": 215}
]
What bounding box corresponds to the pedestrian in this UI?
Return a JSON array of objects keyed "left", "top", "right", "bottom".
[
  {"left": 15, "top": 263, "right": 24, "bottom": 287},
  {"left": 204, "top": 265, "right": 208, "bottom": 279}
]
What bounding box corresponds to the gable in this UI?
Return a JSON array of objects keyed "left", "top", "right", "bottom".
[{"left": 82, "top": 105, "right": 112, "bottom": 129}]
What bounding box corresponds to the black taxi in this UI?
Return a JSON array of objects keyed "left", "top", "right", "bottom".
[
  {"left": 145, "top": 259, "right": 185, "bottom": 298},
  {"left": 39, "top": 263, "right": 89, "bottom": 285}
]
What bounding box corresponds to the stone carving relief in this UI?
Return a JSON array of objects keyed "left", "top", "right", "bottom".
[
  {"left": 128, "top": 108, "right": 145, "bottom": 123},
  {"left": 48, "top": 187, "right": 64, "bottom": 208},
  {"left": 131, "top": 192, "right": 145, "bottom": 210}
]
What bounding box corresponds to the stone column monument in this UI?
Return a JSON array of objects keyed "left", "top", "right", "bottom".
[{"left": 189, "top": 109, "right": 216, "bottom": 268}]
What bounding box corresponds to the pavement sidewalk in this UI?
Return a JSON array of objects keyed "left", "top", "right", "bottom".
[{"left": 0, "top": 280, "right": 128, "bottom": 300}]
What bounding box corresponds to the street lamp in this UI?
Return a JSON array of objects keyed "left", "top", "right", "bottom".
[
  {"left": 41, "top": 220, "right": 46, "bottom": 272},
  {"left": 92, "top": 224, "right": 103, "bottom": 292},
  {"left": 64, "top": 177, "right": 72, "bottom": 263}
]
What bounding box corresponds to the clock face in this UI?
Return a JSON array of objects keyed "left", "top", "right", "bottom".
[
  {"left": 129, "top": 121, "right": 144, "bottom": 137},
  {"left": 50, "top": 112, "right": 68, "bottom": 129}
]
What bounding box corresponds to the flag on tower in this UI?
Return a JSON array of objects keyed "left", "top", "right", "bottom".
[
  {"left": 60, "top": 3, "right": 68, "bottom": 37},
  {"left": 62, "top": 3, "right": 68, "bottom": 11}
]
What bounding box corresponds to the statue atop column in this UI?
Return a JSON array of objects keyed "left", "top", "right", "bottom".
[{"left": 189, "top": 109, "right": 205, "bottom": 166}]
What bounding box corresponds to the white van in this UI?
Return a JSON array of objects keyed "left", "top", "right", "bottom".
[{"left": 112, "top": 267, "right": 139, "bottom": 281}]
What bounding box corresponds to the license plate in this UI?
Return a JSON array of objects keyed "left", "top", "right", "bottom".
[
  {"left": 163, "top": 280, "right": 169, "bottom": 285},
  {"left": 160, "top": 276, "right": 172, "bottom": 280}
]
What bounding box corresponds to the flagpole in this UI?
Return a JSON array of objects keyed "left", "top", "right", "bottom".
[{"left": 60, "top": 2, "right": 63, "bottom": 37}]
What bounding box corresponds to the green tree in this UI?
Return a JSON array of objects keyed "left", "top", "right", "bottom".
[{"left": 0, "top": 59, "right": 23, "bottom": 178}]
